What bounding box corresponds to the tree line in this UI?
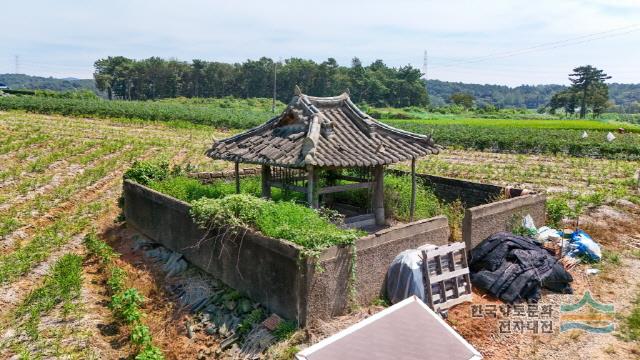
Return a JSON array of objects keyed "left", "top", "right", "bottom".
[{"left": 92, "top": 56, "right": 428, "bottom": 107}]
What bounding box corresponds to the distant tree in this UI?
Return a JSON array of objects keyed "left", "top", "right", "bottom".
[
  {"left": 93, "top": 56, "right": 134, "bottom": 100},
  {"left": 569, "top": 65, "right": 611, "bottom": 118},
  {"left": 91, "top": 56, "right": 429, "bottom": 106},
  {"left": 548, "top": 90, "right": 578, "bottom": 115},
  {"left": 449, "top": 92, "right": 475, "bottom": 109}
]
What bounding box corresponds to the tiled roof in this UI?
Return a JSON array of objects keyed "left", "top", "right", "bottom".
[{"left": 206, "top": 92, "right": 441, "bottom": 168}]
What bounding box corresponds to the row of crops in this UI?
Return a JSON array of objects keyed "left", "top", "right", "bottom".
[
  {"left": 0, "top": 95, "right": 284, "bottom": 129},
  {"left": 3, "top": 95, "right": 640, "bottom": 159},
  {"left": 386, "top": 120, "right": 640, "bottom": 160},
  {"left": 385, "top": 118, "right": 640, "bottom": 132}
]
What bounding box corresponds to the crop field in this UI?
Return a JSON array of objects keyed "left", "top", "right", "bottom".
[
  {"left": 1, "top": 109, "right": 640, "bottom": 358},
  {"left": 0, "top": 111, "right": 231, "bottom": 358},
  {"left": 0, "top": 96, "right": 285, "bottom": 129},
  {"left": 386, "top": 119, "right": 640, "bottom": 159},
  {"left": 3, "top": 95, "right": 640, "bottom": 160}
]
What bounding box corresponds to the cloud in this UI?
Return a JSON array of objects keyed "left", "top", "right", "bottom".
[{"left": 0, "top": 0, "right": 638, "bottom": 85}]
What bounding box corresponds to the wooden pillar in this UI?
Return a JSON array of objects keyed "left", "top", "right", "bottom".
[
  {"left": 373, "top": 165, "right": 385, "bottom": 225},
  {"left": 306, "top": 165, "right": 319, "bottom": 208},
  {"left": 234, "top": 161, "right": 240, "bottom": 194},
  {"left": 261, "top": 165, "right": 271, "bottom": 199},
  {"left": 410, "top": 157, "right": 416, "bottom": 222}
]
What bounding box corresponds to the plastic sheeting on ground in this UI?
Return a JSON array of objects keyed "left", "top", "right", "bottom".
[
  {"left": 469, "top": 232, "right": 573, "bottom": 303},
  {"left": 385, "top": 249, "right": 425, "bottom": 304},
  {"left": 568, "top": 229, "right": 602, "bottom": 262}
]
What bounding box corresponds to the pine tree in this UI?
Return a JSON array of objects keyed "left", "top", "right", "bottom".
[{"left": 569, "top": 65, "right": 611, "bottom": 118}]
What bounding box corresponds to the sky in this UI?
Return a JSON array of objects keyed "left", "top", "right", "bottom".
[{"left": 1, "top": 0, "right": 639, "bottom": 86}]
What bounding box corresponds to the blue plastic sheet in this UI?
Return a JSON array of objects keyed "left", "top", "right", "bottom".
[{"left": 568, "top": 230, "right": 602, "bottom": 262}]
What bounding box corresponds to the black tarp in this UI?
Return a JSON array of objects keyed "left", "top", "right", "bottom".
[{"left": 469, "top": 232, "right": 573, "bottom": 303}]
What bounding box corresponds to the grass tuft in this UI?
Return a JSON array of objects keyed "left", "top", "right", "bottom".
[{"left": 15, "top": 254, "right": 83, "bottom": 339}]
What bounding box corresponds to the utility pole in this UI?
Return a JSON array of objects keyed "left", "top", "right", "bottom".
[
  {"left": 14, "top": 55, "right": 19, "bottom": 74},
  {"left": 272, "top": 59, "right": 277, "bottom": 113},
  {"left": 422, "top": 50, "right": 428, "bottom": 99}
]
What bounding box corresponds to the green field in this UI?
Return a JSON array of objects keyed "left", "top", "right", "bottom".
[
  {"left": 2, "top": 95, "right": 640, "bottom": 159},
  {"left": 386, "top": 120, "right": 640, "bottom": 159},
  {"left": 386, "top": 117, "right": 640, "bottom": 132},
  {"left": 0, "top": 95, "right": 285, "bottom": 128}
]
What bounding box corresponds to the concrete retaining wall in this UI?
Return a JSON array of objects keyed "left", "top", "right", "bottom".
[
  {"left": 390, "top": 169, "right": 525, "bottom": 207},
  {"left": 123, "top": 180, "right": 450, "bottom": 325},
  {"left": 123, "top": 180, "right": 305, "bottom": 321},
  {"left": 462, "top": 193, "right": 547, "bottom": 250},
  {"left": 305, "top": 216, "right": 450, "bottom": 319}
]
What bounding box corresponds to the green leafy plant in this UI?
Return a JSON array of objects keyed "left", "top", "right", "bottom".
[
  {"left": 190, "top": 195, "right": 362, "bottom": 251},
  {"left": 273, "top": 320, "right": 297, "bottom": 341},
  {"left": 107, "top": 266, "right": 127, "bottom": 295},
  {"left": 236, "top": 308, "right": 265, "bottom": 337},
  {"left": 131, "top": 324, "right": 153, "bottom": 347},
  {"left": 110, "top": 288, "right": 144, "bottom": 324},
  {"left": 84, "top": 232, "right": 117, "bottom": 264},
  {"left": 135, "top": 344, "right": 165, "bottom": 360},
  {"left": 546, "top": 198, "right": 572, "bottom": 228},
  {"left": 124, "top": 161, "right": 169, "bottom": 185}
]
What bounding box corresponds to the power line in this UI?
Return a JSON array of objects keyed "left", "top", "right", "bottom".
[{"left": 430, "top": 24, "right": 640, "bottom": 70}]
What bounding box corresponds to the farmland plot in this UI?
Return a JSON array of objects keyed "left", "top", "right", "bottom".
[
  {"left": 0, "top": 110, "right": 639, "bottom": 358},
  {"left": 0, "top": 111, "right": 229, "bottom": 358}
]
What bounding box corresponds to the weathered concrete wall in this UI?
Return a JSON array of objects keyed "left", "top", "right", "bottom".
[
  {"left": 123, "top": 180, "right": 452, "bottom": 325},
  {"left": 123, "top": 180, "right": 305, "bottom": 321},
  {"left": 390, "top": 169, "right": 525, "bottom": 207},
  {"left": 463, "top": 193, "right": 547, "bottom": 250},
  {"left": 302, "top": 216, "right": 451, "bottom": 321}
]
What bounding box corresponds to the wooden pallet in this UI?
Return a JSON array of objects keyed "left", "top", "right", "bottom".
[{"left": 421, "top": 242, "right": 473, "bottom": 312}]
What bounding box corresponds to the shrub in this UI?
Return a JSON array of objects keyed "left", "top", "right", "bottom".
[
  {"left": 110, "top": 288, "right": 145, "bottom": 324},
  {"left": 383, "top": 175, "right": 446, "bottom": 221},
  {"left": 0, "top": 95, "right": 280, "bottom": 129},
  {"left": 135, "top": 345, "right": 165, "bottom": 360},
  {"left": 107, "top": 266, "right": 127, "bottom": 295},
  {"left": 190, "top": 195, "right": 362, "bottom": 250},
  {"left": 148, "top": 176, "right": 221, "bottom": 202},
  {"left": 191, "top": 194, "right": 265, "bottom": 228},
  {"left": 546, "top": 198, "right": 571, "bottom": 228},
  {"left": 131, "top": 324, "right": 153, "bottom": 346},
  {"left": 124, "top": 161, "right": 169, "bottom": 185}
]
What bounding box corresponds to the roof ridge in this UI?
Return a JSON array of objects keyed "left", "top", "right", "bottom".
[{"left": 301, "top": 114, "right": 321, "bottom": 165}]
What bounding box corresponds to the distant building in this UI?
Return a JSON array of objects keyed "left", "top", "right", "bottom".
[{"left": 0, "top": 83, "right": 9, "bottom": 90}]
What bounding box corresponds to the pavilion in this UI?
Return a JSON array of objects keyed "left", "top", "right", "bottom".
[{"left": 206, "top": 88, "right": 440, "bottom": 227}]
